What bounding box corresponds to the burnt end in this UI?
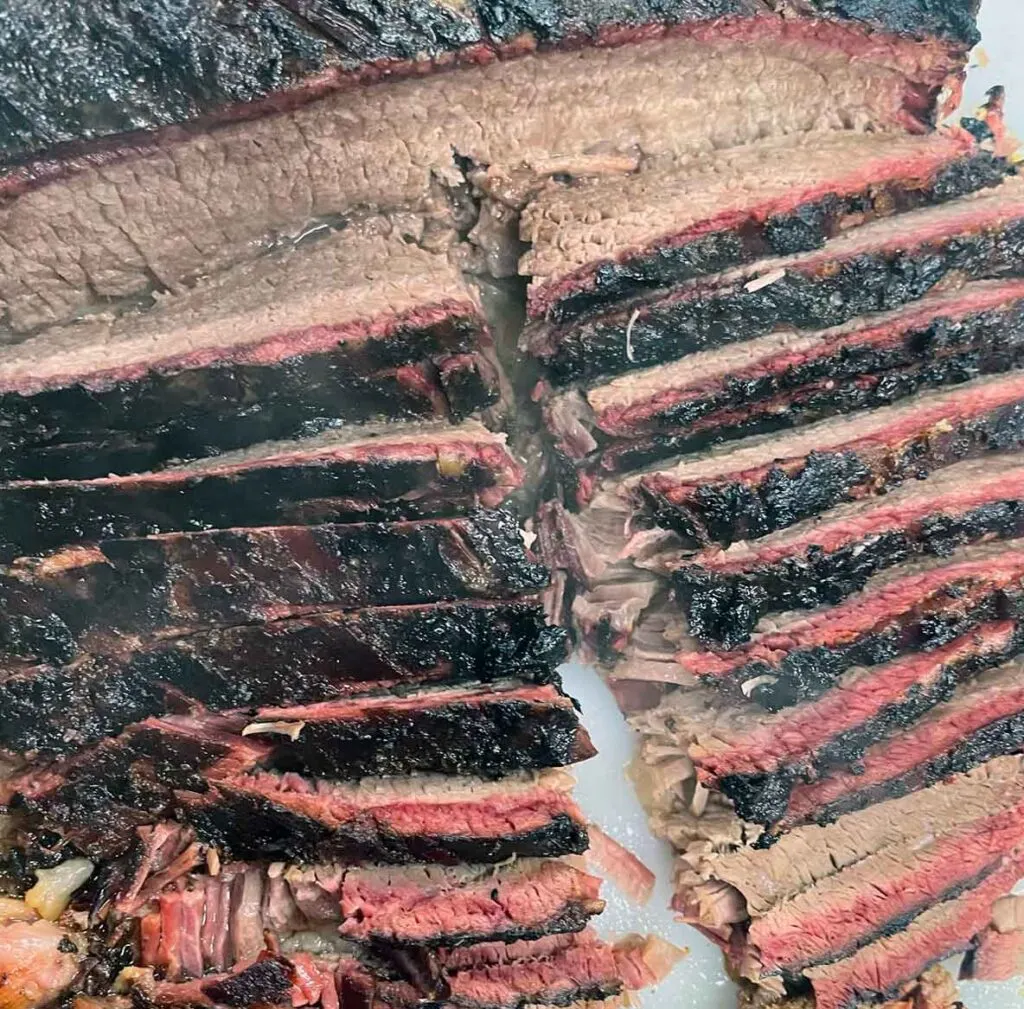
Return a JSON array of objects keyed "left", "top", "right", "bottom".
[
  {"left": 540, "top": 218, "right": 1024, "bottom": 385},
  {"left": 811, "top": 710, "right": 1024, "bottom": 827},
  {"left": 202, "top": 958, "right": 294, "bottom": 1007},
  {"left": 543, "top": 153, "right": 1009, "bottom": 326},
  {"left": 0, "top": 452, "right": 509, "bottom": 563},
  {"left": 676, "top": 500, "right": 1024, "bottom": 647},
  {"left": 268, "top": 696, "right": 593, "bottom": 779},
  {"left": 0, "top": 512, "right": 548, "bottom": 660},
  {"left": 0, "top": 312, "right": 481, "bottom": 481}
]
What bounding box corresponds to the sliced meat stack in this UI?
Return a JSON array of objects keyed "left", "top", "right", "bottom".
[{"left": 0, "top": 2, "right": 1015, "bottom": 1009}]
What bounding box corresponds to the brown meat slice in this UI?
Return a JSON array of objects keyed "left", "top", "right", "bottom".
[
  {"left": 0, "top": 510, "right": 547, "bottom": 664},
  {"left": 0, "top": 600, "right": 567, "bottom": 758},
  {"left": 527, "top": 180, "right": 1024, "bottom": 387},
  {"left": 0, "top": 421, "right": 522, "bottom": 560},
  {"left": 0, "top": 21, "right": 964, "bottom": 335},
  {"left": 523, "top": 130, "right": 1005, "bottom": 324},
  {"left": 673, "top": 452, "right": 1024, "bottom": 647},
  {"left": 0, "top": 216, "right": 490, "bottom": 480}
]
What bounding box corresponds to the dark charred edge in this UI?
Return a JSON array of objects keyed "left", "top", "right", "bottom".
[
  {"left": 268, "top": 697, "right": 595, "bottom": 779},
  {"left": 645, "top": 396, "right": 1024, "bottom": 551},
  {"left": 364, "top": 903, "right": 599, "bottom": 950},
  {"left": 536, "top": 215, "right": 1024, "bottom": 387},
  {"left": 0, "top": 1, "right": 980, "bottom": 176},
  {"left": 178, "top": 787, "right": 591, "bottom": 865},
  {"left": 718, "top": 623, "right": 1024, "bottom": 825},
  {"left": 0, "top": 446, "right": 514, "bottom": 564},
  {"left": 0, "top": 510, "right": 549, "bottom": 665},
  {"left": 769, "top": 864, "right": 998, "bottom": 979},
  {"left": 201, "top": 958, "right": 296, "bottom": 1008},
  {"left": 0, "top": 312, "right": 483, "bottom": 482},
  {"left": 436, "top": 353, "right": 504, "bottom": 421},
  {"left": 714, "top": 581, "right": 1024, "bottom": 711},
  {"left": 537, "top": 152, "right": 1011, "bottom": 326},
  {"left": 0, "top": 604, "right": 568, "bottom": 757},
  {"left": 675, "top": 499, "right": 1024, "bottom": 648},
  {"left": 585, "top": 302, "right": 1024, "bottom": 477},
  {"left": 798, "top": 706, "right": 1024, "bottom": 831}
]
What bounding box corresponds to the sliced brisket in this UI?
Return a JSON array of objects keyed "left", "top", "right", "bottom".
[
  {"left": 963, "top": 896, "right": 1024, "bottom": 981},
  {"left": 639, "top": 370, "right": 1024, "bottom": 550},
  {"left": 0, "top": 510, "right": 547, "bottom": 663},
  {"left": 0, "top": 421, "right": 522, "bottom": 561},
  {"left": 0, "top": 217, "right": 489, "bottom": 480},
  {"left": 2, "top": 21, "right": 966, "bottom": 335},
  {"left": 0, "top": 601, "right": 567, "bottom": 758},
  {"left": 524, "top": 131, "right": 1006, "bottom": 325},
  {"left": 674, "top": 453, "right": 1024, "bottom": 647},
  {"left": 679, "top": 541, "right": 1024, "bottom": 708},
  {"left": 556, "top": 279, "right": 1024, "bottom": 479},
  {"left": 666, "top": 621, "right": 1024, "bottom": 825},
  {"left": 528, "top": 180, "right": 1024, "bottom": 386},
  {"left": 782, "top": 657, "right": 1024, "bottom": 829},
  {"left": 248, "top": 682, "right": 595, "bottom": 779}
]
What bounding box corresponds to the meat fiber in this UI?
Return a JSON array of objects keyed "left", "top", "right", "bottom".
[
  {"left": 674, "top": 453, "right": 1024, "bottom": 647},
  {"left": 523, "top": 130, "right": 1007, "bottom": 325},
  {"left": 638, "top": 370, "right": 1024, "bottom": 550},
  {"left": 0, "top": 510, "right": 547, "bottom": 664},
  {"left": 782, "top": 657, "right": 1024, "bottom": 829},
  {"left": 0, "top": 601, "right": 567, "bottom": 757},
  {"left": 528, "top": 180, "right": 1024, "bottom": 387},
  {"left": 661, "top": 621, "right": 1024, "bottom": 825},
  {"left": 1, "top": 21, "right": 968, "bottom": 336},
  {"left": 0, "top": 421, "right": 522, "bottom": 561},
  {"left": 0, "top": 216, "right": 492, "bottom": 481},
  {"left": 248, "top": 681, "right": 596, "bottom": 778},
  {"left": 553, "top": 280, "right": 1024, "bottom": 479},
  {"left": 680, "top": 541, "right": 1024, "bottom": 709}
]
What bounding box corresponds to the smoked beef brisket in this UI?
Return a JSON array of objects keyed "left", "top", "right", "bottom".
[
  {"left": 0, "top": 421, "right": 522, "bottom": 562},
  {"left": 0, "top": 601, "right": 567, "bottom": 757},
  {"left": 637, "top": 370, "right": 1024, "bottom": 549},
  {"left": 674, "top": 454, "right": 1024, "bottom": 647},
  {"left": 0, "top": 510, "right": 546, "bottom": 663}
]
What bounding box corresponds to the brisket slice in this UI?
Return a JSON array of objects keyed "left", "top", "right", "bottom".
[
  {"left": 639, "top": 369, "right": 1024, "bottom": 550},
  {"left": 684, "top": 755, "right": 1024, "bottom": 921},
  {"left": 802, "top": 853, "right": 1024, "bottom": 1009},
  {"left": 674, "top": 453, "right": 1024, "bottom": 647},
  {"left": 558, "top": 279, "right": 1024, "bottom": 480},
  {"left": 963, "top": 896, "right": 1024, "bottom": 981},
  {"left": 528, "top": 180, "right": 1024, "bottom": 387},
  {"left": 0, "top": 217, "right": 489, "bottom": 480},
  {"left": 781, "top": 657, "right": 1024, "bottom": 830},
  {"left": 0, "top": 2, "right": 977, "bottom": 172},
  {"left": 0, "top": 421, "right": 522, "bottom": 561},
  {"left": 249, "top": 682, "right": 596, "bottom": 778},
  {"left": 0, "top": 510, "right": 547, "bottom": 664},
  {"left": 667, "top": 621, "right": 1024, "bottom": 824},
  {"left": 2, "top": 23, "right": 965, "bottom": 336},
  {"left": 0, "top": 601, "right": 567, "bottom": 758},
  {"left": 524, "top": 131, "right": 1006, "bottom": 325},
  {"left": 679, "top": 541, "right": 1024, "bottom": 706}
]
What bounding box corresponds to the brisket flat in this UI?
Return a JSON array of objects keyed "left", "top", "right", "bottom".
[
  {"left": 524, "top": 131, "right": 1006, "bottom": 326},
  {"left": 638, "top": 370, "right": 1024, "bottom": 549},
  {"left": 556, "top": 279, "right": 1024, "bottom": 480},
  {"left": 664, "top": 621, "right": 1024, "bottom": 825},
  {"left": 0, "top": 217, "right": 491, "bottom": 480},
  {"left": 782, "top": 657, "right": 1024, "bottom": 829},
  {"left": 679, "top": 541, "right": 1024, "bottom": 707},
  {"left": 1, "top": 22, "right": 967, "bottom": 337},
  {"left": 248, "top": 682, "right": 595, "bottom": 779},
  {"left": 0, "top": 601, "right": 567, "bottom": 758},
  {"left": 0, "top": 510, "right": 547, "bottom": 663},
  {"left": 528, "top": 180, "right": 1024, "bottom": 386},
  {"left": 674, "top": 453, "right": 1024, "bottom": 647},
  {"left": 0, "top": 421, "right": 522, "bottom": 561}
]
